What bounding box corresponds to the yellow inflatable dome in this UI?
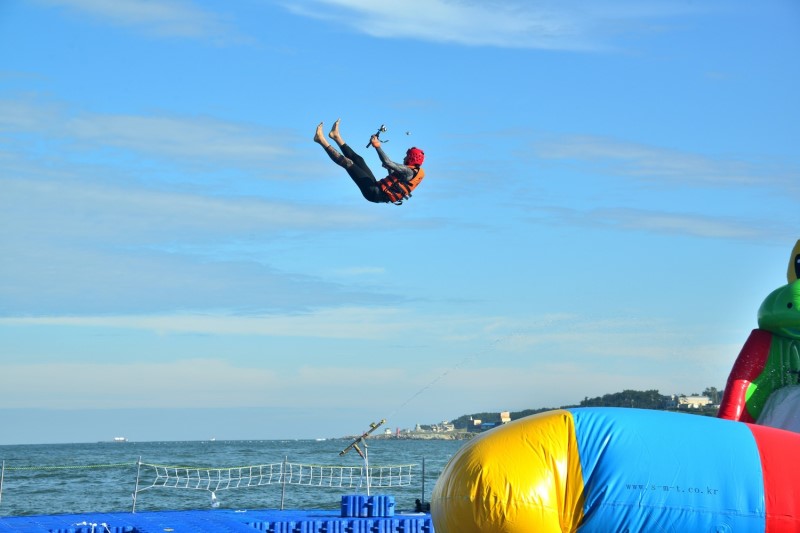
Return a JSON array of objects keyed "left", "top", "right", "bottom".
[{"left": 431, "top": 410, "right": 582, "bottom": 532}]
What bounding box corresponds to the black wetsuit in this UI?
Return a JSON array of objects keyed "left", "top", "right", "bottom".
[{"left": 329, "top": 144, "right": 416, "bottom": 203}]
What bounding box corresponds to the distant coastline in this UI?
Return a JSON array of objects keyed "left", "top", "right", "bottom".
[
  {"left": 338, "top": 429, "right": 474, "bottom": 441},
  {"left": 372, "top": 431, "right": 474, "bottom": 441},
  {"left": 342, "top": 388, "right": 723, "bottom": 442}
]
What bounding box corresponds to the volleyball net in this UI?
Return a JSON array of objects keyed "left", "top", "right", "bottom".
[
  {"left": 132, "top": 459, "right": 416, "bottom": 512},
  {"left": 134, "top": 461, "right": 415, "bottom": 493}
]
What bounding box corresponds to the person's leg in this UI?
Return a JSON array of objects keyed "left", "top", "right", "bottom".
[
  {"left": 328, "top": 119, "right": 373, "bottom": 176},
  {"left": 339, "top": 144, "right": 373, "bottom": 177},
  {"left": 314, "top": 121, "right": 386, "bottom": 203},
  {"left": 314, "top": 122, "right": 353, "bottom": 168},
  {"left": 327, "top": 118, "right": 345, "bottom": 147}
]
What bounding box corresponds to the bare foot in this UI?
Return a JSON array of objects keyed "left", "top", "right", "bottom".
[
  {"left": 328, "top": 118, "right": 343, "bottom": 144},
  {"left": 313, "top": 122, "right": 328, "bottom": 145}
]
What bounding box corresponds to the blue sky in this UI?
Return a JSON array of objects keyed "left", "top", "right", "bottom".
[{"left": 0, "top": 0, "right": 798, "bottom": 445}]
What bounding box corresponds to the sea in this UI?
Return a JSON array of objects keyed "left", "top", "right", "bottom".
[{"left": 0, "top": 438, "right": 466, "bottom": 517}]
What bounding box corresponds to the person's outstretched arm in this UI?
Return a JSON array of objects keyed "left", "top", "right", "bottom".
[{"left": 372, "top": 141, "right": 414, "bottom": 181}]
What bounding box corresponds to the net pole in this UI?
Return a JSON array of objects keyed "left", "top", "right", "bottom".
[
  {"left": 280, "top": 456, "right": 287, "bottom": 511},
  {"left": 131, "top": 457, "right": 142, "bottom": 513},
  {"left": 421, "top": 457, "right": 426, "bottom": 504},
  {"left": 1, "top": 460, "right": 5, "bottom": 508},
  {"left": 364, "top": 446, "right": 370, "bottom": 496}
]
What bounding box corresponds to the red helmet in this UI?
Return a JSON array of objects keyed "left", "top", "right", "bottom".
[{"left": 404, "top": 147, "right": 425, "bottom": 166}]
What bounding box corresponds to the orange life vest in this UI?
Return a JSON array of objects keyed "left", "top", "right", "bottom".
[{"left": 379, "top": 167, "right": 425, "bottom": 205}]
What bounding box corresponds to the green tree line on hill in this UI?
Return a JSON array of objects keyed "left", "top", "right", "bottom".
[{"left": 450, "top": 387, "right": 722, "bottom": 430}]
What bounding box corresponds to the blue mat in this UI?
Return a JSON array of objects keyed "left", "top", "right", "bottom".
[{"left": 0, "top": 508, "right": 434, "bottom": 533}]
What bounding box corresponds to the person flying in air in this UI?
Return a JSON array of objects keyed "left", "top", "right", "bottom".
[{"left": 314, "top": 119, "right": 425, "bottom": 205}]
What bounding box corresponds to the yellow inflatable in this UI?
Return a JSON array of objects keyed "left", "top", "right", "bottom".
[{"left": 431, "top": 410, "right": 584, "bottom": 532}]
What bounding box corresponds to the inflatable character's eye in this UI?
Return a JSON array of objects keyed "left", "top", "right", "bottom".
[{"left": 790, "top": 240, "right": 800, "bottom": 283}]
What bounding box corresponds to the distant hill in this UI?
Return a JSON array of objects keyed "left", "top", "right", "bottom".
[{"left": 449, "top": 387, "right": 722, "bottom": 430}]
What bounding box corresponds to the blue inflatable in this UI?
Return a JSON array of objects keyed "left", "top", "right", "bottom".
[{"left": 431, "top": 407, "right": 800, "bottom": 532}]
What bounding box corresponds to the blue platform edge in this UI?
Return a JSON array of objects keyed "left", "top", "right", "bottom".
[{"left": 0, "top": 507, "right": 433, "bottom": 533}]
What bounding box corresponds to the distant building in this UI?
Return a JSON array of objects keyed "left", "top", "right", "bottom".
[
  {"left": 500, "top": 411, "right": 511, "bottom": 424},
  {"left": 431, "top": 421, "right": 455, "bottom": 432},
  {"left": 678, "top": 395, "right": 712, "bottom": 408}
]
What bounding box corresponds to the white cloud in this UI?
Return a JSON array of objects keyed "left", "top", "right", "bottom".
[
  {"left": 606, "top": 210, "right": 760, "bottom": 239},
  {"left": 525, "top": 205, "right": 790, "bottom": 242},
  {"left": 0, "top": 99, "right": 293, "bottom": 167},
  {"left": 1, "top": 176, "right": 365, "bottom": 243},
  {"left": 70, "top": 114, "right": 287, "bottom": 161},
  {"left": 0, "top": 309, "right": 703, "bottom": 365},
  {"left": 0, "top": 334, "right": 731, "bottom": 412},
  {"left": 0, "top": 174, "right": 386, "bottom": 314},
  {"left": 0, "top": 359, "right": 279, "bottom": 409},
  {"left": 334, "top": 266, "right": 387, "bottom": 276},
  {"left": 522, "top": 134, "right": 798, "bottom": 241},
  {"left": 283, "top": 0, "right": 707, "bottom": 51},
  {"left": 0, "top": 308, "right": 408, "bottom": 338},
  {"left": 37, "top": 0, "right": 242, "bottom": 42},
  {"left": 602, "top": 208, "right": 766, "bottom": 239},
  {"left": 0, "top": 309, "right": 734, "bottom": 417},
  {"left": 535, "top": 135, "right": 781, "bottom": 187}
]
